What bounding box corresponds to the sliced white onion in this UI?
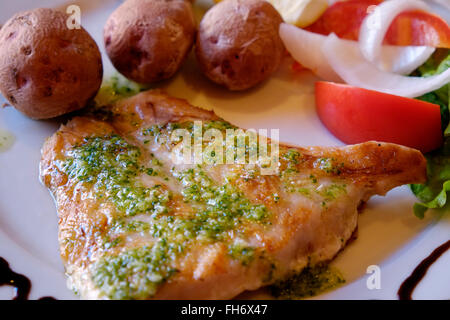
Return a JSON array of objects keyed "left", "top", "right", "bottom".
[
  {"left": 323, "top": 33, "right": 450, "bottom": 98},
  {"left": 379, "top": 44, "right": 435, "bottom": 75},
  {"left": 279, "top": 23, "right": 434, "bottom": 80},
  {"left": 280, "top": 23, "right": 342, "bottom": 81},
  {"left": 359, "top": 0, "right": 430, "bottom": 63}
]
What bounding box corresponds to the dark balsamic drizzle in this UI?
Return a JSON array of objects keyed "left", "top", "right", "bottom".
[
  {"left": 0, "top": 257, "right": 31, "bottom": 300},
  {"left": 0, "top": 257, "right": 57, "bottom": 300},
  {"left": 398, "top": 240, "right": 450, "bottom": 300},
  {"left": 38, "top": 296, "right": 57, "bottom": 300}
]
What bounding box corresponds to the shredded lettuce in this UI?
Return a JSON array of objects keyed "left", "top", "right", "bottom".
[
  {"left": 411, "top": 138, "right": 450, "bottom": 218},
  {"left": 411, "top": 50, "right": 450, "bottom": 218}
]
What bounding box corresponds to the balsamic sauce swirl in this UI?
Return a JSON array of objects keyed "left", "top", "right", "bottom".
[
  {"left": 0, "top": 257, "right": 31, "bottom": 300},
  {"left": 0, "top": 257, "right": 56, "bottom": 300},
  {"left": 398, "top": 240, "right": 450, "bottom": 300}
]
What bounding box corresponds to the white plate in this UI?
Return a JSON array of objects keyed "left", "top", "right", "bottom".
[{"left": 0, "top": 0, "right": 449, "bottom": 300}]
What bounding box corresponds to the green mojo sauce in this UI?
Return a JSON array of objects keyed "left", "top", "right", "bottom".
[
  {"left": 270, "top": 265, "right": 345, "bottom": 299},
  {"left": 61, "top": 132, "right": 270, "bottom": 299}
]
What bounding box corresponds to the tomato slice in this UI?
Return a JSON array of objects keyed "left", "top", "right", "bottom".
[
  {"left": 315, "top": 81, "right": 443, "bottom": 153},
  {"left": 305, "top": 0, "right": 450, "bottom": 48},
  {"left": 385, "top": 10, "right": 450, "bottom": 47}
]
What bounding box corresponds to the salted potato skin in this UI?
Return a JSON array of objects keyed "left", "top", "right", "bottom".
[
  {"left": 196, "top": 0, "right": 285, "bottom": 91},
  {"left": 104, "top": 0, "right": 196, "bottom": 84},
  {"left": 0, "top": 8, "right": 103, "bottom": 120}
]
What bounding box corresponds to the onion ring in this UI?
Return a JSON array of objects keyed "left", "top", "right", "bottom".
[
  {"left": 359, "top": 0, "right": 430, "bottom": 63},
  {"left": 280, "top": 23, "right": 434, "bottom": 81},
  {"left": 323, "top": 33, "right": 450, "bottom": 98}
]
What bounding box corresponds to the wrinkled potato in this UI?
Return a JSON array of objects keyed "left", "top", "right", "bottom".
[
  {"left": 104, "top": 0, "right": 196, "bottom": 84},
  {"left": 196, "top": 0, "right": 285, "bottom": 91},
  {"left": 0, "top": 8, "right": 103, "bottom": 120}
]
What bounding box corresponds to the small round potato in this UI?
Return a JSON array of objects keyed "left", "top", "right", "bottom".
[
  {"left": 104, "top": 0, "right": 196, "bottom": 84},
  {"left": 196, "top": 0, "right": 285, "bottom": 91},
  {"left": 0, "top": 8, "right": 103, "bottom": 120}
]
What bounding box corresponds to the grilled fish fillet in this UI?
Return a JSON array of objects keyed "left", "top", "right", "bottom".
[{"left": 40, "top": 90, "right": 426, "bottom": 299}]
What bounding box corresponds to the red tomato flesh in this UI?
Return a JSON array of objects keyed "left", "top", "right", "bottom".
[
  {"left": 306, "top": 0, "right": 450, "bottom": 48},
  {"left": 315, "top": 81, "right": 443, "bottom": 153}
]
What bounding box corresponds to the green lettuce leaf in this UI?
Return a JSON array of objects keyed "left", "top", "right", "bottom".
[
  {"left": 411, "top": 138, "right": 450, "bottom": 218},
  {"left": 410, "top": 49, "right": 450, "bottom": 218}
]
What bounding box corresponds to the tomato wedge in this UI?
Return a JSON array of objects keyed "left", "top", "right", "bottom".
[
  {"left": 315, "top": 81, "right": 443, "bottom": 153},
  {"left": 305, "top": 0, "right": 450, "bottom": 48}
]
